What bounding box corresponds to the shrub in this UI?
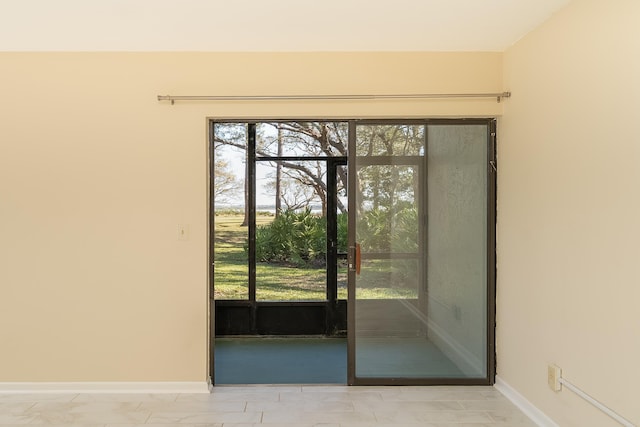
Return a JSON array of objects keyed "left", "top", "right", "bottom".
[
  {"left": 336, "top": 212, "right": 348, "bottom": 253},
  {"left": 254, "top": 209, "right": 327, "bottom": 266},
  {"left": 357, "top": 206, "right": 418, "bottom": 253},
  {"left": 251, "top": 206, "right": 416, "bottom": 271}
]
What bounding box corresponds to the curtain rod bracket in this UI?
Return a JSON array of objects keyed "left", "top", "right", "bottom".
[{"left": 497, "top": 92, "right": 511, "bottom": 103}]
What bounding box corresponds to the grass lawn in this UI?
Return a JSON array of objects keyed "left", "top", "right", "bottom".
[{"left": 214, "top": 214, "right": 417, "bottom": 301}]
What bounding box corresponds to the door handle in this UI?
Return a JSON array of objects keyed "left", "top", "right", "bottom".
[{"left": 355, "top": 243, "right": 361, "bottom": 275}]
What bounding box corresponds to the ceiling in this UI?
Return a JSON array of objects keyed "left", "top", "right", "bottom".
[{"left": 0, "top": 0, "right": 570, "bottom": 52}]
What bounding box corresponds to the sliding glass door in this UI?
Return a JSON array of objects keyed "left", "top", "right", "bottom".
[
  {"left": 347, "top": 120, "right": 495, "bottom": 385},
  {"left": 209, "top": 118, "right": 495, "bottom": 385}
]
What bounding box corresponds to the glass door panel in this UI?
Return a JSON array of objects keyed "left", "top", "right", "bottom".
[
  {"left": 426, "top": 124, "right": 489, "bottom": 379},
  {"left": 349, "top": 122, "right": 491, "bottom": 383},
  {"left": 351, "top": 123, "right": 428, "bottom": 380}
]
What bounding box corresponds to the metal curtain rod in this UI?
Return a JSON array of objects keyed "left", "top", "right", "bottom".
[{"left": 157, "top": 92, "right": 511, "bottom": 104}]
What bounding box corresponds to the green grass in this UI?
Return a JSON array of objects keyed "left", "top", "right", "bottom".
[{"left": 214, "top": 214, "right": 417, "bottom": 301}]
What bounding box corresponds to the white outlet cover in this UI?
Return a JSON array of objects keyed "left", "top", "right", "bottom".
[{"left": 547, "top": 364, "right": 562, "bottom": 392}]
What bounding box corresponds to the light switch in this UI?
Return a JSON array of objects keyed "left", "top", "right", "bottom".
[{"left": 177, "top": 224, "right": 189, "bottom": 241}]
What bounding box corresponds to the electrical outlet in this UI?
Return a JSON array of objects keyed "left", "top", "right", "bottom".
[
  {"left": 548, "top": 364, "right": 562, "bottom": 391},
  {"left": 453, "top": 305, "right": 462, "bottom": 321}
]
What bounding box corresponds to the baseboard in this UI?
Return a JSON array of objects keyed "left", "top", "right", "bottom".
[
  {"left": 426, "top": 318, "right": 484, "bottom": 376},
  {"left": 494, "top": 376, "right": 559, "bottom": 427},
  {"left": 0, "top": 381, "right": 211, "bottom": 394}
]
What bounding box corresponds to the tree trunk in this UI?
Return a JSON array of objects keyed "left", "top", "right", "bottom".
[
  {"left": 275, "top": 125, "right": 283, "bottom": 216},
  {"left": 241, "top": 148, "right": 249, "bottom": 227}
]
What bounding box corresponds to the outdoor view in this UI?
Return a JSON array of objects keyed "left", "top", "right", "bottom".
[{"left": 213, "top": 121, "right": 423, "bottom": 302}]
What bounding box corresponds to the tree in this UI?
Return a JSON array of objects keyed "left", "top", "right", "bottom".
[
  {"left": 274, "top": 124, "right": 283, "bottom": 216},
  {"left": 212, "top": 123, "right": 249, "bottom": 224},
  {"left": 214, "top": 122, "right": 348, "bottom": 217},
  {"left": 212, "top": 122, "right": 423, "bottom": 218},
  {"left": 355, "top": 124, "right": 423, "bottom": 213},
  {"left": 259, "top": 122, "right": 348, "bottom": 215},
  {"left": 213, "top": 159, "right": 241, "bottom": 203},
  {"left": 278, "top": 178, "right": 316, "bottom": 211}
]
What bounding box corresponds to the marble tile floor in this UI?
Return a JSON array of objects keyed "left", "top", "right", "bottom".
[{"left": 0, "top": 385, "right": 537, "bottom": 427}]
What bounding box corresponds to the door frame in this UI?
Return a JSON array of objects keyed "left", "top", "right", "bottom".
[{"left": 207, "top": 118, "right": 496, "bottom": 386}]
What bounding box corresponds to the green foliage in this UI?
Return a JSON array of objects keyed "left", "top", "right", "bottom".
[
  {"left": 356, "top": 205, "right": 419, "bottom": 289},
  {"left": 336, "top": 212, "right": 348, "bottom": 253},
  {"left": 357, "top": 205, "right": 418, "bottom": 253},
  {"left": 390, "top": 205, "right": 419, "bottom": 252},
  {"left": 252, "top": 204, "right": 418, "bottom": 271},
  {"left": 253, "top": 210, "right": 349, "bottom": 266},
  {"left": 255, "top": 209, "right": 327, "bottom": 266},
  {"left": 216, "top": 214, "right": 417, "bottom": 300}
]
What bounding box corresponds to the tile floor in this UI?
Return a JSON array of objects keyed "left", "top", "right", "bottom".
[{"left": 0, "top": 385, "right": 537, "bottom": 426}]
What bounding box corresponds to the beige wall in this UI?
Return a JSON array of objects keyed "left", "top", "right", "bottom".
[
  {"left": 498, "top": 0, "right": 640, "bottom": 425},
  {"left": 0, "top": 52, "right": 502, "bottom": 382}
]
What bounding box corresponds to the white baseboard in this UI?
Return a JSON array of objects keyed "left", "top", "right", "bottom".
[
  {"left": 0, "top": 381, "right": 211, "bottom": 394},
  {"left": 494, "top": 376, "right": 559, "bottom": 427}
]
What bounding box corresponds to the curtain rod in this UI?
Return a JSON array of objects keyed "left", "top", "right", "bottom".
[{"left": 157, "top": 92, "right": 511, "bottom": 104}]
